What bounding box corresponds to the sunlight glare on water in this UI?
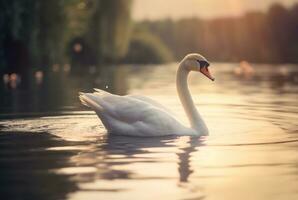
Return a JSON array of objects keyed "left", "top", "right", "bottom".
[{"left": 0, "top": 63, "right": 297, "bottom": 200}]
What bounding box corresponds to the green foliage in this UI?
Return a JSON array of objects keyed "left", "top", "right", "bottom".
[
  {"left": 0, "top": 0, "right": 66, "bottom": 72},
  {"left": 87, "top": 0, "right": 132, "bottom": 63},
  {"left": 32, "top": 0, "right": 66, "bottom": 67},
  {"left": 63, "top": 0, "right": 133, "bottom": 66},
  {"left": 123, "top": 26, "right": 173, "bottom": 64},
  {"left": 0, "top": 0, "right": 35, "bottom": 70},
  {"left": 0, "top": 0, "right": 133, "bottom": 73}
]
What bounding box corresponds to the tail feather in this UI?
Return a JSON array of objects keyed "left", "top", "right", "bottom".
[
  {"left": 93, "top": 88, "right": 110, "bottom": 96},
  {"left": 79, "top": 92, "right": 103, "bottom": 112},
  {"left": 79, "top": 95, "right": 89, "bottom": 107}
]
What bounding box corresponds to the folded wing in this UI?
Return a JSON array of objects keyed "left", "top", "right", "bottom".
[{"left": 79, "top": 89, "right": 187, "bottom": 136}]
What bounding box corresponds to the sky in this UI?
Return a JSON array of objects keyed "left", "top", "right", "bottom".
[{"left": 132, "top": 0, "right": 298, "bottom": 21}]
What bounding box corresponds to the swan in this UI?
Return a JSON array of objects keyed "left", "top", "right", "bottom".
[{"left": 79, "top": 53, "right": 214, "bottom": 137}]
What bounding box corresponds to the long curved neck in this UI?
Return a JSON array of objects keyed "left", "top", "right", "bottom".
[{"left": 176, "top": 63, "right": 208, "bottom": 134}]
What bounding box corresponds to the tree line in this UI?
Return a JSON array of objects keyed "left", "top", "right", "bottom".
[
  {"left": 1, "top": 1, "right": 297, "bottom": 77},
  {"left": 137, "top": 3, "right": 298, "bottom": 64}
]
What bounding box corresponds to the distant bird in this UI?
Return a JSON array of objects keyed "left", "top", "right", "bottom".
[
  {"left": 79, "top": 53, "right": 214, "bottom": 137},
  {"left": 234, "top": 61, "right": 255, "bottom": 77}
]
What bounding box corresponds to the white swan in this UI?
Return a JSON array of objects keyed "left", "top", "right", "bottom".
[{"left": 79, "top": 53, "right": 214, "bottom": 137}]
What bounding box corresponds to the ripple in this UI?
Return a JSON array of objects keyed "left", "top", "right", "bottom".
[
  {"left": 53, "top": 167, "right": 97, "bottom": 175},
  {"left": 1, "top": 63, "right": 298, "bottom": 200}
]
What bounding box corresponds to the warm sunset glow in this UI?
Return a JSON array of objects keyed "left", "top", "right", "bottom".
[
  {"left": 133, "top": 0, "right": 298, "bottom": 20},
  {"left": 1, "top": 1, "right": 297, "bottom": 199}
]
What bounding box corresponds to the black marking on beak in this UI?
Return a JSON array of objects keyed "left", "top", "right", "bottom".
[{"left": 198, "top": 60, "right": 210, "bottom": 68}]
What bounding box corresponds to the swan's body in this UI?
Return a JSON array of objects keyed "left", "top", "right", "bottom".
[{"left": 79, "top": 53, "right": 214, "bottom": 137}]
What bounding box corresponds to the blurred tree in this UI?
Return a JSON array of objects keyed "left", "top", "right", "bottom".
[
  {"left": 0, "top": 0, "right": 66, "bottom": 74},
  {"left": 32, "top": 0, "right": 66, "bottom": 69},
  {"left": 267, "top": 3, "right": 292, "bottom": 63},
  {"left": 0, "top": 0, "right": 133, "bottom": 75},
  {"left": 1, "top": 0, "right": 298, "bottom": 74},
  {"left": 65, "top": 0, "right": 133, "bottom": 72},
  {"left": 123, "top": 25, "right": 173, "bottom": 64},
  {"left": 137, "top": 3, "right": 298, "bottom": 64},
  {"left": 64, "top": 0, "right": 97, "bottom": 71},
  {"left": 289, "top": 4, "right": 298, "bottom": 62},
  {"left": 0, "top": 0, "right": 34, "bottom": 73},
  {"left": 87, "top": 0, "right": 132, "bottom": 64}
]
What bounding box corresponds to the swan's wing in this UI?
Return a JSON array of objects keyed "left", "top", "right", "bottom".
[
  {"left": 79, "top": 89, "right": 186, "bottom": 136},
  {"left": 127, "top": 95, "right": 173, "bottom": 114}
]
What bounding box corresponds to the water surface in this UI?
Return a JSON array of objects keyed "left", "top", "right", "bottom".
[{"left": 0, "top": 63, "right": 298, "bottom": 200}]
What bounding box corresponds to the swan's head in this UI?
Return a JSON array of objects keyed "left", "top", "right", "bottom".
[{"left": 181, "top": 53, "right": 215, "bottom": 81}]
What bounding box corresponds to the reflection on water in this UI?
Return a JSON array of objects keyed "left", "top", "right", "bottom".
[
  {"left": 0, "top": 65, "right": 129, "bottom": 115},
  {"left": 0, "top": 132, "right": 80, "bottom": 200},
  {"left": 0, "top": 63, "right": 298, "bottom": 200}
]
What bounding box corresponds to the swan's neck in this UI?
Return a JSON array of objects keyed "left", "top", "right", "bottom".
[{"left": 176, "top": 63, "right": 208, "bottom": 135}]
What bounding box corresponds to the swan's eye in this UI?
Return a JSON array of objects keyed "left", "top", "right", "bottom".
[{"left": 197, "top": 60, "right": 210, "bottom": 68}]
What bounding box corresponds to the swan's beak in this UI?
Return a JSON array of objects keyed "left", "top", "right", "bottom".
[{"left": 200, "top": 67, "right": 215, "bottom": 81}]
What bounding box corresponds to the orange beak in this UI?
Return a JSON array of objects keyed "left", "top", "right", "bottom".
[{"left": 200, "top": 67, "right": 215, "bottom": 81}]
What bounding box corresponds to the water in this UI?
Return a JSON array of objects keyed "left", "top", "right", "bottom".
[{"left": 0, "top": 63, "right": 298, "bottom": 200}]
